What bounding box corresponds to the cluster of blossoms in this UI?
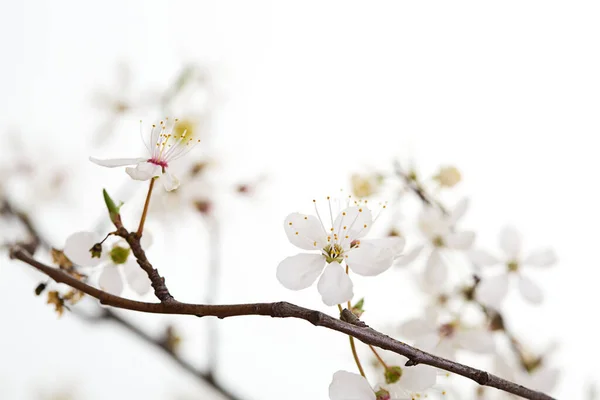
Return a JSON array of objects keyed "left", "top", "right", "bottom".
[{"left": 52, "top": 119, "right": 560, "bottom": 400}]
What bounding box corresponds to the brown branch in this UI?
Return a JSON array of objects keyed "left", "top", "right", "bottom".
[
  {"left": 114, "top": 226, "right": 175, "bottom": 303},
  {"left": 1, "top": 196, "right": 240, "bottom": 400},
  {"left": 10, "top": 246, "right": 555, "bottom": 400}
]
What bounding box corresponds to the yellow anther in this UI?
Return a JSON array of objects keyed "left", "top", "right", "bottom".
[
  {"left": 304, "top": 216, "right": 307, "bottom": 220},
  {"left": 295, "top": 232, "right": 299, "bottom": 235},
  {"left": 288, "top": 222, "right": 292, "bottom": 225},
  {"left": 363, "top": 224, "right": 367, "bottom": 228},
  {"left": 359, "top": 208, "right": 363, "bottom": 212}
]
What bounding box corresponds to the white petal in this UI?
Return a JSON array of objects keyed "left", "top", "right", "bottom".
[
  {"left": 523, "top": 249, "right": 557, "bottom": 268},
  {"left": 456, "top": 329, "right": 496, "bottom": 354},
  {"left": 445, "top": 231, "right": 475, "bottom": 250},
  {"left": 160, "top": 169, "right": 180, "bottom": 191},
  {"left": 98, "top": 265, "right": 124, "bottom": 295},
  {"left": 424, "top": 250, "right": 448, "bottom": 286},
  {"left": 276, "top": 253, "right": 325, "bottom": 290},
  {"left": 448, "top": 197, "right": 469, "bottom": 225},
  {"left": 529, "top": 367, "right": 559, "bottom": 392},
  {"left": 475, "top": 273, "right": 510, "bottom": 309},
  {"left": 469, "top": 249, "right": 499, "bottom": 267},
  {"left": 125, "top": 162, "right": 161, "bottom": 181},
  {"left": 418, "top": 207, "right": 448, "bottom": 238},
  {"left": 395, "top": 245, "right": 423, "bottom": 267},
  {"left": 400, "top": 364, "right": 437, "bottom": 391},
  {"left": 329, "top": 371, "right": 375, "bottom": 400},
  {"left": 284, "top": 213, "right": 327, "bottom": 250},
  {"left": 370, "top": 237, "right": 406, "bottom": 257},
  {"left": 346, "top": 239, "right": 396, "bottom": 277},
  {"left": 64, "top": 231, "right": 104, "bottom": 267},
  {"left": 518, "top": 274, "right": 543, "bottom": 304},
  {"left": 89, "top": 157, "right": 146, "bottom": 168},
  {"left": 334, "top": 206, "right": 373, "bottom": 242},
  {"left": 317, "top": 262, "right": 354, "bottom": 306},
  {"left": 399, "top": 318, "right": 435, "bottom": 339},
  {"left": 499, "top": 226, "right": 521, "bottom": 259},
  {"left": 122, "top": 260, "right": 151, "bottom": 295}
]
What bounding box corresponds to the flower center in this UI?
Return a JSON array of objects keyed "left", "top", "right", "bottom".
[
  {"left": 148, "top": 158, "right": 169, "bottom": 168},
  {"left": 433, "top": 235, "right": 445, "bottom": 247},
  {"left": 322, "top": 243, "right": 344, "bottom": 264},
  {"left": 507, "top": 260, "right": 519, "bottom": 272},
  {"left": 438, "top": 322, "right": 456, "bottom": 338},
  {"left": 110, "top": 246, "right": 131, "bottom": 265}
]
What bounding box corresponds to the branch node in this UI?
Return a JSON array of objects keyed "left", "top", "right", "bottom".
[{"left": 340, "top": 308, "right": 368, "bottom": 328}]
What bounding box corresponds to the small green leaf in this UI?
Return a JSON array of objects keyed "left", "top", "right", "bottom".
[
  {"left": 103, "top": 189, "right": 122, "bottom": 224},
  {"left": 351, "top": 298, "right": 365, "bottom": 317}
]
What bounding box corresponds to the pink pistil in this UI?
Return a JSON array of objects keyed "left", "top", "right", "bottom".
[{"left": 148, "top": 158, "right": 168, "bottom": 168}]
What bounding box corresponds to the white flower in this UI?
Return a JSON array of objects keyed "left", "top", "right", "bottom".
[
  {"left": 90, "top": 119, "right": 201, "bottom": 191},
  {"left": 63, "top": 231, "right": 153, "bottom": 296},
  {"left": 277, "top": 199, "right": 405, "bottom": 306},
  {"left": 329, "top": 371, "right": 376, "bottom": 400},
  {"left": 398, "top": 198, "right": 474, "bottom": 286},
  {"left": 400, "top": 310, "right": 495, "bottom": 361},
  {"left": 493, "top": 355, "right": 559, "bottom": 397},
  {"left": 469, "top": 226, "right": 558, "bottom": 308}
]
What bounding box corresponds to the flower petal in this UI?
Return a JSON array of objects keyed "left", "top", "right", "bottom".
[
  {"left": 160, "top": 169, "right": 180, "bottom": 191},
  {"left": 400, "top": 364, "right": 437, "bottom": 391},
  {"left": 523, "top": 249, "right": 557, "bottom": 268},
  {"left": 125, "top": 162, "right": 161, "bottom": 181},
  {"left": 499, "top": 226, "right": 521, "bottom": 260},
  {"left": 424, "top": 250, "right": 448, "bottom": 286},
  {"left": 317, "top": 262, "right": 353, "bottom": 306},
  {"left": 64, "top": 231, "right": 104, "bottom": 267},
  {"left": 518, "top": 274, "right": 543, "bottom": 304},
  {"left": 346, "top": 239, "right": 396, "bottom": 277},
  {"left": 284, "top": 213, "right": 327, "bottom": 250},
  {"left": 445, "top": 231, "right": 475, "bottom": 250},
  {"left": 89, "top": 157, "right": 146, "bottom": 168},
  {"left": 529, "top": 367, "right": 559, "bottom": 392},
  {"left": 399, "top": 318, "right": 435, "bottom": 339},
  {"left": 469, "top": 249, "right": 499, "bottom": 267},
  {"left": 456, "top": 329, "right": 496, "bottom": 354},
  {"left": 447, "top": 197, "right": 469, "bottom": 226},
  {"left": 276, "top": 253, "right": 325, "bottom": 290},
  {"left": 122, "top": 259, "right": 151, "bottom": 295},
  {"left": 395, "top": 245, "right": 423, "bottom": 267},
  {"left": 329, "top": 371, "right": 375, "bottom": 400},
  {"left": 475, "top": 273, "right": 510, "bottom": 309},
  {"left": 98, "top": 265, "right": 124, "bottom": 295},
  {"left": 334, "top": 206, "right": 373, "bottom": 242}
]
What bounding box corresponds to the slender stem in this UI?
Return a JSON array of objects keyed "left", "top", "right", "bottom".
[
  {"left": 369, "top": 345, "right": 390, "bottom": 370},
  {"left": 137, "top": 178, "right": 156, "bottom": 236},
  {"left": 349, "top": 336, "right": 366, "bottom": 377}
]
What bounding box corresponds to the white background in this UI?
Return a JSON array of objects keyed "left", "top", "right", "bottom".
[{"left": 1, "top": 1, "right": 599, "bottom": 399}]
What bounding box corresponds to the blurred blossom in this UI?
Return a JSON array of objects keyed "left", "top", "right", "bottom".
[
  {"left": 329, "top": 371, "right": 375, "bottom": 400},
  {"left": 403, "top": 198, "right": 475, "bottom": 286},
  {"left": 277, "top": 198, "right": 404, "bottom": 306},
  {"left": 433, "top": 166, "right": 462, "bottom": 188},
  {"left": 470, "top": 226, "right": 558, "bottom": 309},
  {"left": 63, "top": 231, "right": 153, "bottom": 296},
  {"left": 351, "top": 173, "right": 384, "bottom": 198},
  {"left": 400, "top": 309, "right": 495, "bottom": 361},
  {"left": 493, "top": 354, "right": 559, "bottom": 397}
]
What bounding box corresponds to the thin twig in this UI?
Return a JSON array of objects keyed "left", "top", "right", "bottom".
[{"left": 10, "top": 247, "right": 555, "bottom": 400}]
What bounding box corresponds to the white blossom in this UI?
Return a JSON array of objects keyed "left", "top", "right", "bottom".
[
  {"left": 63, "top": 231, "right": 153, "bottom": 296},
  {"left": 398, "top": 198, "right": 475, "bottom": 286},
  {"left": 329, "top": 371, "right": 376, "bottom": 400},
  {"left": 470, "top": 226, "right": 557, "bottom": 308},
  {"left": 90, "top": 118, "right": 201, "bottom": 191},
  {"left": 400, "top": 309, "right": 495, "bottom": 361},
  {"left": 277, "top": 199, "right": 405, "bottom": 306}
]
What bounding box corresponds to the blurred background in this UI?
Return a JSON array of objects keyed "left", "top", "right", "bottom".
[{"left": 1, "top": 1, "right": 599, "bottom": 399}]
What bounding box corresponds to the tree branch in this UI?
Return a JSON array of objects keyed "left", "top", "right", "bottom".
[
  {"left": 10, "top": 246, "right": 555, "bottom": 400},
  {"left": 1, "top": 197, "right": 241, "bottom": 400}
]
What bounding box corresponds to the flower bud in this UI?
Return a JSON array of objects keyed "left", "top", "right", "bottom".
[
  {"left": 384, "top": 366, "right": 403, "bottom": 384},
  {"left": 375, "top": 388, "right": 391, "bottom": 400},
  {"left": 434, "top": 166, "right": 461, "bottom": 188}
]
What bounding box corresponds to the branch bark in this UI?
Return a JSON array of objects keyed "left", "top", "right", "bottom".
[{"left": 10, "top": 246, "right": 555, "bottom": 400}]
